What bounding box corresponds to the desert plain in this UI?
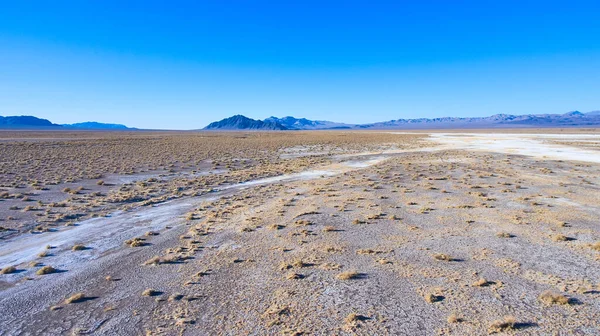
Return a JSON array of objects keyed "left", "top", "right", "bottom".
[{"left": 0, "top": 129, "right": 599, "bottom": 335}]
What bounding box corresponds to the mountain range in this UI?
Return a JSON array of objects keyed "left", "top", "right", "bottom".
[
  {"left": 204, "top": 115, "right": 287, "bottom": 130},
  {"left": 204, "top": 111, "right": 600, "bottom": 130},
  {"left": 0, "top": 115, "right": 57, "bottom": 128},
  {"left": 64, "top": 122, "right": 131, "bottom": 130},
  {"left": 0, "top": 115, "right": 133, "bottom": 129},
  {"left": 263, "top": 116, "right": 353, "bottom": 130},
  {"left": 2, "top": 111, "right": 600, "bottom": 130}
]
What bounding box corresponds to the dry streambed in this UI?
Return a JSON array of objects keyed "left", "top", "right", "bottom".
[{"left": 0, "top": 156, "right": 389, "bottom": 278}]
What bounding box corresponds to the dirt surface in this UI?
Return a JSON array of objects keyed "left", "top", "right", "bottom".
[
  {"left": 0, "top": 131, "right": 423, "bottom": 237},
  {"left": 1, "top": 130, "right": 599, "bottom": 335}
]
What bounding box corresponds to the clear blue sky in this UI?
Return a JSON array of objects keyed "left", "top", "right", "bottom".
[{"left": 1, "top": 1, "right": 599, "bottom": 129}]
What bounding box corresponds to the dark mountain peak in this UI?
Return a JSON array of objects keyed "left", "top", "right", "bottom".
[
  {"left": 0, "top": 115, "right": 60, "bottom": 128},
  {"left": 0, "top": 115, "right": 135, "bottom": 130},
  {"left": 563, "top": 111, "right": 584, "bottom": 117},
  {"left": 266, "top": 116, "right": 314, "bottom": 126},
  {"left": 487, "top": 114, "right": 516, "bottom": 120},
  {"left": 204, "top": 115, "right": 287, "bottom": 130}
]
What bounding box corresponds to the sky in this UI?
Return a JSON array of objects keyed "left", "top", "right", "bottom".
[{"left": 1, "top": 1, "right": 599, "bottom": 129}]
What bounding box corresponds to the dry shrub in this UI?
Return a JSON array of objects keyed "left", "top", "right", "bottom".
[
  {"left": 168, "top": 293, "right": 184, "bottom": 301},
  {"left": 36, "top": 266, "right": 57, "bottom": 275},
  {"left": 488, "top": 316, "right": 516, "bottom": 333},
  {"left": 175, "top": 318, "right": 195, "bottom": 326},
  {"left": 424, "top": 293, "right": 443, "bottom": 303},
  {"left": 337, "top": 271, "right": 360, "bottom": 280},
  {"left": 552, "top": 234, "right": 569, "bottom": 242},
  {"left": 1, "top": 266, "right": 17, "bottom": 274},
  {"left": 144, "top": 255, "right": 186, "bottom": 266},
  {"left": 286, "top": 272, "right": 303, "bottom": 280},
  {"left": 144, "top": 256, "right": 162, "bottom": 266},
  {"left": 320, "top": 263, "right": 341, "bottom": 271},
  {"left": 472, "top": 278, "right": 490, "bottom": 287},
  {"left": 125, "top": 237, "right": 146, "bottom": 247},
  {"left": 65, "top": 293, "right": 86, "bottom": 304},
  {"left": 344, "top": 313, "right": 368, "bottom": 324},
  {"left": 291, "top": 259, "right": 309, "bottom": 268},
  {"left": 433, "top": 253, "right": 453, "bottom": 261},
  {"left": 539, "top": 290, "right": 571, "bottom": 305},
  {"left": 72, "top": 244, "right": 86, "bottom": 251},
  {"left": 447, "top": 313, "right": 462, "bottom": 323},
  {"left": 142, "top": 288, "right": 160, "bottom": 296},
  {"left": 294, "top": 219, "right": 311, "bottom": 226},
  {"left": 357, "top": 249, "right": 381, "bottom": 255}
]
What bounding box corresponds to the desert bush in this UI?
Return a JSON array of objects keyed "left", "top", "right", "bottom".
[
  {"left": 286, "top": 272, "right": 303, "bottom": 280},
  {"left": 488, "top": 316, "right": 516, "bottom": 333},
  {"left": 345, "top": 313, "right": 368, "bottom": 325},
  {"left": 1, "top": 266, "right": 17, "bottom": 274},
  {"left": 539, "top": 290, "right": 571, "bottom": 305},
  {"left": 472, "top": 278, "right": 490, "bottom": 287},
  {"left": 433, "top": 253, "right": 453, "bottom": 261},
  {"left": 447, "top": 313, "right": 462, "bottom": 323},
  {"left": 125, "top": 237, "right": 146, "bottom": 247},
  {"left": 142, "top": 288, "right": 160, "bottom": 296},
  {"left": 65, "top": 293, "right": 86, "bottom": 304},
  {"left": 552, "top": 234, "right": 570, "bottom": 242},
  {"left": 337, "top": 271, "right": 361, "bottom": 280},
  {"left": 424, "top": 292, "right": 444, "bottom": 303},
  {"left": 36, "top": 266, "right": 57, "bottom": 275}
]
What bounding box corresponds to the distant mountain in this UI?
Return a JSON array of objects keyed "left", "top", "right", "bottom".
[
  {"left": 0, "top": 115, "right": 134, "bottom": 130},
  {"left": 4, "top": 111, "right": 599, "bottom": 131},
  {"left": 358, "top": 111, "right": 600, "bottom": 129},
  {"left": 0, "top": 115, "right": 60, "bottom": 128},
  {"left": 205, "top": 111, "right": 600, "bottom": 130},
  {"left": 264, "top": 116, "right": 352, "bottom": 130},
  {"left": 63, "top": 122, "right": 132, "bottom": 130},
  {"left": 204, "top": 115, "right": 287, "bottom": 130}
]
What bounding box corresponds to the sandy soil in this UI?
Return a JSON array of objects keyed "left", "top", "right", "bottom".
[{"left": 0, "top": 131, "right": 599, "bottom": 335}]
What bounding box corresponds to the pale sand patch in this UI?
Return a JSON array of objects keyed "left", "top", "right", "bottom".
[{"left": 426, "top": 133, "right": 600, "bottom": 163}]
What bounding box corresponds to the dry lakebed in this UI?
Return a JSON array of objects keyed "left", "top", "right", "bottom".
[{"left": 0, "top": 130, "right": 599, "bottom": 335}]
